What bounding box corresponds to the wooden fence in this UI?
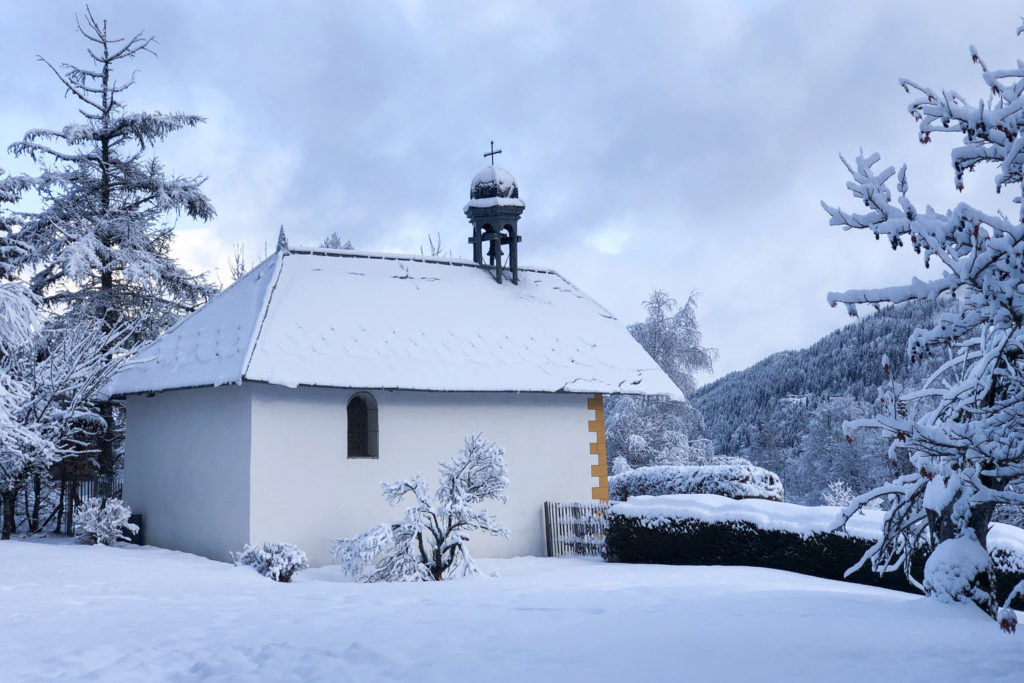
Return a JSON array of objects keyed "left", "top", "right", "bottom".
[{"left": 543, "top": 501, "right": 609, "bottom": 558}]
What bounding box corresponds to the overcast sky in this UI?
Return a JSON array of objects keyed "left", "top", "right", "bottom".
[{"left": 2, "top": 1, "right": 1021, "bottom": 383}]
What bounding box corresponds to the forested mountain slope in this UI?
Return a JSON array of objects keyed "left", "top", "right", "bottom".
[{"left": 692, "top": 301, "right": 940, "bottom": 502}]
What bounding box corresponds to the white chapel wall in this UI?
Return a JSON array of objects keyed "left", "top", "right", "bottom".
[
  {"left": 124, "top": 384, "right": 252, "bottom": 562},
  {"left": 249, "top": 385, "right": 596, "bottom": 566}
]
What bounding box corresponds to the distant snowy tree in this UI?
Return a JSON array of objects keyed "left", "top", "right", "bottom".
[
  {"left": 629, "top": 290, "right": 716, "bottom": 398},
  {"left": 0, "top": 10, "right": 215, "bottom": 475},
  {"left": 823, "top": 24, "right": 1024, "bottom": 626},
  {"left": 611, "top": 456, "right": 632, "bottom": 477},
  {"left": 319, "top": 232, "right": 353, "bottom": 250},
  {"left": 822, "top": 480, "right": 855, "bottom": 508},
  {"left": 227, "top": 243, "right": 247, "bottom": 281},
  {"left": 606, "top": 289, "right": 717, "bottom": 469},
  {"left": 605, "top": 395, "right": 710, "bottom": 468},
  {"left": 420, "top": 233, "right": 449, "bottom": 258},
  {"left": 333, "top": 433, "right": 509, "bottom": 582},
  {"left": 788, "top": 397, "right": 892, "bottom": 503}
]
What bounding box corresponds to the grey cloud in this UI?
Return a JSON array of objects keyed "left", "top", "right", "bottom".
[{"left": 2, "top": 0, "right": 1021, "bottom": 379}]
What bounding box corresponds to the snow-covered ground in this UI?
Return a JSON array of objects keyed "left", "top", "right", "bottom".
[{"left": 3, "top": 539, "right": 1023, "bottom": 682}]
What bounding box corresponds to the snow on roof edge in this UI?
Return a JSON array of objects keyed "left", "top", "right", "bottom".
[
  {"left": 241, "top": 250, "right": 286, "bottom": 378},
  {"left": 111, "top": 377, "right": 663, "bottom": 399}
]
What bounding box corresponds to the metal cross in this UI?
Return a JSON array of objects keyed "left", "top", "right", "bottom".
[{"left": 484, "top": 140, "right": 502, "bottom": 165}]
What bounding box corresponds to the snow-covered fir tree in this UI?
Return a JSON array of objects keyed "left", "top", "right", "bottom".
[
  {"left": 823, "top": 24, "right": 1024, "bottom": 626},
  {"left": 334, "top": 433, "right": 509, "bottom": 582},
  {"left": 0, "top": 10, "right": 215, "bottom": 476}
]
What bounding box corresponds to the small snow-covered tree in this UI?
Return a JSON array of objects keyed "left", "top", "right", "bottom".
[
  {"left": 0, "top": 10, "right": 215, "bottom": 475},
  {"left": 334, "top": 433, "right": 509, "bottom": 582},
  {"left": 74, "top": 496, "right": 138, "bottom": 545},
  {"left": 823, "top": 24, "right": 1024, "bottom": 626}
]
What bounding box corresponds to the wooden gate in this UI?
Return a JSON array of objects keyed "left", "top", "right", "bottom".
[{"left": 543, "top": 501, "right": 609, "bottom": 558}]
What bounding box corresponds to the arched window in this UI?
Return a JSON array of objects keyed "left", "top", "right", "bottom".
[{"left": 347, "top": 392, "right": 379, "bottom": 459}]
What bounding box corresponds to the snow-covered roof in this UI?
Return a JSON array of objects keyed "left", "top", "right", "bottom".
[{"left": 106, "top": 248, "right": 682, "bottom": 398}]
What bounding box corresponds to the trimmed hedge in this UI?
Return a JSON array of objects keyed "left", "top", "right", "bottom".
[
  {"left": 608, "top": 464, "right": 784, "bottom": 502},
  {"left": 606, "top": 512, "right": 1024, "bottom": 609}
]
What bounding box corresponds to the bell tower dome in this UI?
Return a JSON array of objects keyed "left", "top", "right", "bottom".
[{"left": 464, "top": 142, "right": 525, "bottom": 284}]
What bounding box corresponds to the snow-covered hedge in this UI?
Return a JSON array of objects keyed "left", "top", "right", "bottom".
[
  {"left": 74, "top": 497, "right": 139, "bottom": 546},
  {"left": 606, "top": 494, "right": 1024, "bottom": 607},
  {"left": 608, "top": 464, "right": 783, "bottom": 502},
  {"left": 233, "top": 542, "right": 308, "bottom": 583}
]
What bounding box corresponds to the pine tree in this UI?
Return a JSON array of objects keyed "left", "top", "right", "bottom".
[{"left": 0, "top": 10, "right": 215, "bottom": 475}]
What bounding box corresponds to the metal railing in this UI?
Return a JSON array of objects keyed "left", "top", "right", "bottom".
[{"left": 77, "top": 475, "right": 124, "bottom": 500}]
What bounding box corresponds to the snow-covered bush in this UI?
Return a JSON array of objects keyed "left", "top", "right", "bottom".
[
  {"left": 608, "top": 463, "right": 783, "bottom": 502},
  {"left": 823, "top": 21, "right": 1024, "bottom": 624},
  {"left": 822, "top": 480, "right": 855, "bottom": 508},
  {"left": 233, "top": 542, "right": 308, "bottom": 583},
  {"left": 923, "top": 533, "right": 996, "bottom": 615},
  {"left": 74, "top": 497, "right": 138, "bottom": 546},
  {"left": 333, "top": 433, "right": 509, "bottom": 582}
]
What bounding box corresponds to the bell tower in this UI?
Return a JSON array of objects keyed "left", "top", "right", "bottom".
[{"left": 465, "top": 142, "right": 525, "bottom": 284}]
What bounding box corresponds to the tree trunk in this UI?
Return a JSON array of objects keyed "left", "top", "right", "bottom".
[
  {"left": 54, "top": 470, "right": 65, "bottom": 535},
  {"left": 1, "top": 490, "right": 17, "bottom": 540},
  {"left": 31, "top": 474, "right": 41, "bottom": 533},
  {"left": 98, "top": 399, "right": 116, "bottom": 476},
  {"left": 65, "top": 481, "right": 76, "bottom": 536}
]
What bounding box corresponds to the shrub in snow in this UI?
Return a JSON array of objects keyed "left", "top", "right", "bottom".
[
  {"left": 233, "top": 542, "right": 308, "bottom": 583},
  {"left": 923, "top": 533, "right": 996, "bottom": 616},
  {"left": 333, "top": 433, "right": 509, "bottom": 582},
  {"left": 74, "top": 497, "right": 138, "bottom": 546},
  {"left": 822, "top": 480, "right": 855, "bottom": 508},
  {"left": 608, "top": 464, "right": 783, "bottom": 502}
]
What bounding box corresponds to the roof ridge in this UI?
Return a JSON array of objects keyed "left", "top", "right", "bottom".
[
  {"left": 241, "top": 250, "right": 287, "bottom": 380},
  {"left": 286, "top": 246, "right": 558, "bottom": 275}
]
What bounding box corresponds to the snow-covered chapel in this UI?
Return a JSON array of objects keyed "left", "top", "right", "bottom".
[{"left": 106, "top": 162, "right": 680, "bottom": 566}]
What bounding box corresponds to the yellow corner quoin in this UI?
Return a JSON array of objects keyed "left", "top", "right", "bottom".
[{"left": 588, "top": 393, "right": 609, "bottom": 502}]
